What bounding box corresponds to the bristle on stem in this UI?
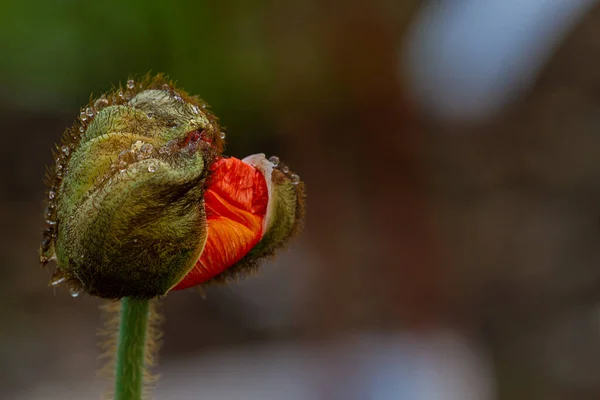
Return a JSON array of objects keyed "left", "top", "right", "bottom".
[
  {"left": 100, "top": 299, "right": 162, "bottom": 400},
  {"left": 100, "top": 297, "right": 162, "bottom": 400}
]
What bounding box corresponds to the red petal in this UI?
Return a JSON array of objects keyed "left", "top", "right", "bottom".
[{"left": 172, "top": 157, "right": 268, "bottom": 290}]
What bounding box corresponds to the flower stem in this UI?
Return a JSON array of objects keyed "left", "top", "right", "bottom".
[{"left": 114, "top": 297, "right": 150, "bottom": 400}]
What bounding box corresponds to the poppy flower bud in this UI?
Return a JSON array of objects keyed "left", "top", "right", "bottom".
[{"left": 40, "top": 76, "right": 305, "bottom": 299}]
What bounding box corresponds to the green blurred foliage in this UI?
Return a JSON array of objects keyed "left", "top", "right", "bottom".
[{"left": 0, "top": 0, "right": 275, "bottom": 149}]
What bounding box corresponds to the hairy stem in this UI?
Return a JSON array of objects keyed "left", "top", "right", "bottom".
[{"left": 114, "top": 297, "right": 150, "bottom": 400}]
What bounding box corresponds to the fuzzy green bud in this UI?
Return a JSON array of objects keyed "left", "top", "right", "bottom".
[{"left": 41, "top": 76, "right": 224, "bottom": 299}]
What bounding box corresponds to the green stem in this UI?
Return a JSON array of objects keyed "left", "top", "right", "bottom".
[{"left": 114, "top": 297, "right": 150, "bottom": 400}]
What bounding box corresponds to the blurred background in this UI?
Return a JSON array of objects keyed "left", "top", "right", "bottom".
[{"left": 2, "top": 0, "right": 600, "bottom": 399}]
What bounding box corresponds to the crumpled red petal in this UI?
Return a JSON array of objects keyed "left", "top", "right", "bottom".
[{"left": 172, "top": 157, "right": 268, "bottom": 290}]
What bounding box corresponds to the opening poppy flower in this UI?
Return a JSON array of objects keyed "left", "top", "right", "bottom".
[
  {"left": 40, "top": 75, "right": 305, "bottom": 299},
  {"left": 174, "top": 155, "right": 282, "bottom": 290}
]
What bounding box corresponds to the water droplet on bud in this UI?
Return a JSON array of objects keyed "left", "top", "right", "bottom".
[
  {"left": 282, "top": 166, "right": 290, "bottom": 174},
  {"left": 191, "top": 105, "right": 199, "bottom": 114},
  {"left": 94, "top": 96, "right": 109, "bottom": 110},
  {"left": 51, "top": 269, "right": 66, "bottom": 287},
  {"left": 86, "top": 107, "right": 94, "bottom": 117},
  {"left": 48, "top": 190, "right": 56, "bottom": 200},
  {"left": 127, "top": 79, "right": 135, "bottom": 89},
  {"left": 219, "top": 132, "right": 226, "bottom": 139},
  {"left": 290, "top": 173, "right": 300, "bottom": 185},
  {"left": 159, "top": 144, "right": 172, "bottom": 155},
  {"left": 69, "top": 284, "right": 81, "bottom": 298},
  {"left": 138, "top": 143, "right": 154, "bottom": 159},
  {"left": 118, "top": 90, "right": 124, "bottom": 99},
  {"left": 61, "top": 145, "right": 70, "bottom": 156},
  {"left": 52, "top": 276, "right": 66, "bottom": 286},
  {"left": 147, "top": 112, "right": 154, "bottom": 119},
  {"left": 269, "top": 156, "right": 280, "bottom": 167},
  {"left": 118, "top": 149, "right": 136, "bottom": 163},
  {"left": 41, "top": 236, "right": 52, "bottom": 251},
  {"left": 148, "top": 163, "right": 158, "bottom": 173}
]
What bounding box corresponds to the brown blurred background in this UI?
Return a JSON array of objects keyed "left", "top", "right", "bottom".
[{"left": 2, "top": 1, "right": 600, "bottom": 399}]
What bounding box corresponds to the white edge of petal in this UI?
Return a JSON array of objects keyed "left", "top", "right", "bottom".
[{"left": 242, "top": 153, "right": 274, "bottom": 237}]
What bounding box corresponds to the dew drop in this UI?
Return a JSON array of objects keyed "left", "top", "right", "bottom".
[
  {"left": 191, "top": 104, "right": 200, "bottom": 114},
  {"left": 69, "top": 284, "right": 80, "bottom": 298},
  {"left": 48, "top": 189, "right": 56, "bottom": 200},
  {"left": 290, "top": 173, "right": 300, "bottom": 185},
  {"left": 79, "top": 126, "right": 85, "bottom": 133},
  {"left": 41, "top": 236, "right": 52, "bottom": 251},
  {"left": 51, "top": 269, "right": 66, "bottom": 287},
  {"left": 44, "top": 203, "right": 55, "bottom": 218},
  {"left": 158, "top": 146, "right": 171, "bottom": 155},
  {"left": 118, "top": 149, "right": 136, "bottom": 163},
  {"left": 44, "top": 205, "right": 54, "bottom": 219},
  {"left": 52, "top": 276, "right": 66, "bottom": 287},
  {"left": 148, "top": 163, "right": 158, "bottom": 173},
  {"left": 282, "top": 166, "right": 290, "bottom": 174},
  {"left": 45, "top": 204, "right": 55, "bottom": 218},
  {"left": 61, "top": 145, "right": 70, "bottom": 156},
  {"left": 94, "top": 96, "right": 109, "bottom": 110},
  {"left": 146, "top": 112, "right": 154, "bottom": 119},
  {"left": 138, "top": 143, "right": 154, "bottom": 159},
  {"left": 118, "top": 90, "right": 124, "bottom": 98},
  {"left": 140, "top": 143, "right": 154, "bottom": 155},
  {"left": 80, "top": 111, "right": 87, "bottom": 122},
  {"left": 186, "top": 141, "right": 200, "bottom": 153},
  {"left": 85, "top": 107, "right": 94, "bottom": 117},
  {"left": 173, "top": 93, "right": 183, "bottom": 102},
  {"left": 268, "top": 156, "right": 280, "bottom": 167},
  {"left": 127, "top": 79, "right": 135, "bottom": 89},
  {"left": 219, "top": 132, "right": 226, "bottom": 139}
]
